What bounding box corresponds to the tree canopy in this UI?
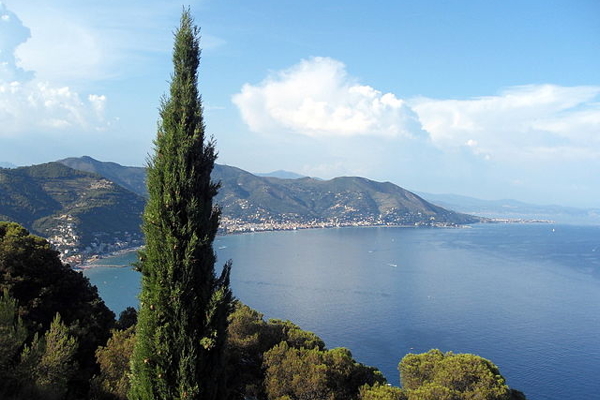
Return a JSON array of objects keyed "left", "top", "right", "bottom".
[{"left": 0, "top": 221, "right": 115, "bottom": 397}]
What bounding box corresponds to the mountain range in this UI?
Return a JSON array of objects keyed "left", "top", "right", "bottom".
[
  {"left": 416, "top": 192, "right": 600, "bottom": 225},
  {"left": 1, "top": 157, "right": 480, "bottom": 263}
]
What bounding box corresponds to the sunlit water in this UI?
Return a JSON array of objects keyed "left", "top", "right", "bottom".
[{"left": 83, "top": 223, "right": 600, "bottom": 400}]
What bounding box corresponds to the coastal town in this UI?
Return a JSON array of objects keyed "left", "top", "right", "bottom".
[{"left": 43, "top": 207, "right": 551, "bottom": 267}]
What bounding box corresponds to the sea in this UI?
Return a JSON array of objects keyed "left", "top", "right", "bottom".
[{"left": 83, "top": 223, "right": 600, "bottom": 400}]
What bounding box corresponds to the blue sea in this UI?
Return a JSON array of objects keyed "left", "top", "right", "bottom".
[{"left": 83, "top": 223, "right": 600, "bottom": 400}]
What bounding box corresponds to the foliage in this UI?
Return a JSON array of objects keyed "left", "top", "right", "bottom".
[
  {"left": 0, "top": 289, "right": 29, "bottom": 396},
  {"left": 358, "top": 383, "right": 407, "bottom": 400},
  {"left": 19, "top": 313, "right": 79, "bottom": 400},
  {"left": 0, "top": 221, "right": 115, "bottom": 397},
  {"left": 0, "top": 306, "right": 78, "bottom": 400},
  {"left": 225, "top": 302, "right": 328, "bottom": 399},
  {"left": 115, "top": 307, "right": 137, "bottom": 331},
  {"left": 399, "top": 349, "right": 517, "bottom": 400},
  {"left": 263, "top": 342, "right": 385, "bottom": 400},
  {"left": 91, "top": 327, "right": 136, "bottom": 400},
  {"left": 128, "top": 9, "right": 233, "bottom": 400}
]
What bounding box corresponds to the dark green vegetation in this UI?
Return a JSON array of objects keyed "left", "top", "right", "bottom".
[
  {"left": 0, "top": 162, "right": 145, "bottom": 262},
  {"left": 128, "top": 10, "right": 233, "bottom": 400},
  {"left": 0, "top": 222, "right": 115, "bottom": 398}
]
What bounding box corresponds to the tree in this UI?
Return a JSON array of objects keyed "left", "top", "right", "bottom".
[
  {"left": 0, "top": 221, "right": 115, "bottom": 397},
  {"left": 359, "top": 383, "right": 407, "bottom": 400},
  {"left": 225, "top": 302, "right": 327, "bottom": 400},
  {"left": 399, "top": 350, "right": 523, "bottom": 400},
  {"left": 263, "top": 342, "right": 385, "bottom": 400},
  {"left": 19, "top": 313, "right": 79, "bottom": 400},
  {"left": 128, "top": 9, "right": 233, "bottom": 400},
  {"left": 91, "top": 326, "right": 136, "bottom": 400},
  {"left": 0, "top": 289, "right": 28, "bottom": 397},
  {"left": 115, "top": 307, "right": 137, "bottom": 331}
]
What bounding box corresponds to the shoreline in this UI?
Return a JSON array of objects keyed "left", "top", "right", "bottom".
[{"left": 73, "top": 218, "right": 553, "bottom": 269}]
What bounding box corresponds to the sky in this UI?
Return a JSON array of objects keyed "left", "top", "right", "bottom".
[{"left": 0, "top": 0, "right": 599, "bottom": 208}]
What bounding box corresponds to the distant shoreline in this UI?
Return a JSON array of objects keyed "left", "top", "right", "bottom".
[{"left": 74, "top": 218, "right": 553, "bottom": 269}]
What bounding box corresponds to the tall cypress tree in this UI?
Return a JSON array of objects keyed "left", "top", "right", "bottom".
[{"left": 129, "top": 9, "right": 233, "bottom": 400}]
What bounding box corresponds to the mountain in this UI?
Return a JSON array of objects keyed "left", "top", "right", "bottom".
[
  {"left": 58, "top": 156, "right": 147, "bottom": 197},
  {"left": 255, "top": 170, "right": 308, "bottom": 180},
  {"left": 0, "top": 162, "right": 145, "bottom": 264},
  {"left": 418, "top": 192, "right": 600, "bottom": 225},
  {"left": 59, "top": 157, "right": 480, "bottom": 232},
  {"left": 0, "top": 157, "right": 483, "bottom": 263},
  {"left": 0, "top": 161, "right": 17, "bottom": 169}
]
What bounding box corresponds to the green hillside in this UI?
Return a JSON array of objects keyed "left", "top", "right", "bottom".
[
  {"left": 0, "top": 162, "right": 145, "bottom": 263},
  {"left": 59, "top": 157, "right": 481, "bottom": 231}
]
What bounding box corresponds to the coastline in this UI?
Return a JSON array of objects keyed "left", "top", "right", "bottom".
[{"left": 73, "top": 217, "right": 552, "bottom": 269}]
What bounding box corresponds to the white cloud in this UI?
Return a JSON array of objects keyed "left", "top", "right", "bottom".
[
  {"left": 232, "top": 57, "right": 423, "bottom": 138},
  {"left": 412, "top": 84, "right": 600, "bottom": 161},
  {"left": 234, "top": 57, "right": 600, "bottom": 166},
  {"left": 0, "top": 81, "right": 107, "bottom": 135},
  {"left": 0, "top": 3, "right": 108, "bottom": 136}
]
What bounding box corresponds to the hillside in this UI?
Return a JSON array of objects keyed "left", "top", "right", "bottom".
[
  {"left": 0, "top": 162, "right": 145, "bottom": 264},
  {"left": 59, "top": 157, "right": 480, "bottom": 233},
  {"left": 213, "top": 165, "right": 479, "bottom": 231},
  {"left": 0, "top": 158, "right": 483, "bottom": 263}
]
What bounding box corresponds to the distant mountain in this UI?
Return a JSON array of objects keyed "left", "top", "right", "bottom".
[
  {"left": 0, "top": 162, "right": 145, "bottom": 263},
  {"left": 418, "top": 192, "right": 600, "bottom": 224},
  {"left": 255, "top": 170, "right": 307, "bottom": 180},
  {"left": 0, "top": 161, "right": 17, "bottom": 169}
]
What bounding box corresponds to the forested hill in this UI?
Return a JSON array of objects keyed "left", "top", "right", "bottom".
[
  {"left": 0, "top": 162, "right": 145, "bottom": 263},
  {"left": 0, "top": 157, "right": 481, "bottom": 262},
  {"left": 60, "top": 156, "right": 480, "bottom": 230}
]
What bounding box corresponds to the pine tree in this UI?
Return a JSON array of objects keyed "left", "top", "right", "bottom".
[{"left": 128, "top": 9, "right": 233, "bottom": 400}]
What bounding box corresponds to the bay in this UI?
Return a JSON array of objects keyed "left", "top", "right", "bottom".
[{"left": 83, "top": 223, "right": 600, "bottom": 400}]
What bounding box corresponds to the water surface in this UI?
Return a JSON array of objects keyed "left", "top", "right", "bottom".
[{"left": 84, "top": 224, "right": 600, "bottom": 400}]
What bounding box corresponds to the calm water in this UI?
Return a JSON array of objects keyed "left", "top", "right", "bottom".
[{"left": 83, "top": 223, "right": 600, "bottom": 400}]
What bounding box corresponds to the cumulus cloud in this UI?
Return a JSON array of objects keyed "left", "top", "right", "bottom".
[
  {"left": 234, "top": 57, "right": 600, "bottom": 165},
  {"left": 0, "top": 3, "right": 107, "bottom": 136},
  {"left": 232, "top": 57, "right": 423, "bottom": 138}
]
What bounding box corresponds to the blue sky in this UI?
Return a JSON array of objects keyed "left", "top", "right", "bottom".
[{"left": 1, "top": 0, "right": 599, "bottom": 207}]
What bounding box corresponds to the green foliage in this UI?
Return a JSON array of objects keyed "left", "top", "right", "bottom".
[
  {"left": 21, "top": 313, "right": 79, "bottom": 400},
  {"left": 225, "top": 302, "right": 330, "bottom": 399},
  {"left": 0, "top": 289, "right": 28, "bottom": 368},
  {"left": 91, "top": 327, "right": 136, "bottom": 400},
  {"left": 0, "top": 221, "right": 115, "bottom": 397},
  {"left": 115, "top": 307, "right": 137, "bottom": 331},
  {"left": 0, "top": 311, "right": 78, "bottom": 400},
  {"left": 359, "top": 383, "right": 407, "bottom": 400},
  {"left": 263, "top": 342, "right": 385, "bottom": 400},
  {"left": 0, "top": 289, "right": 29, "bottom": 397},
  {"left": 399, "top": 350, "right": 516, "bottom": 400},
  {"left": 128, "top": 9, "right": 233, "bottom": 400}
]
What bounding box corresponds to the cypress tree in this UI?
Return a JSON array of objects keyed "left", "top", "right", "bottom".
[{"left": 129, "top": 9, "right": 233, "bottom": 400}]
